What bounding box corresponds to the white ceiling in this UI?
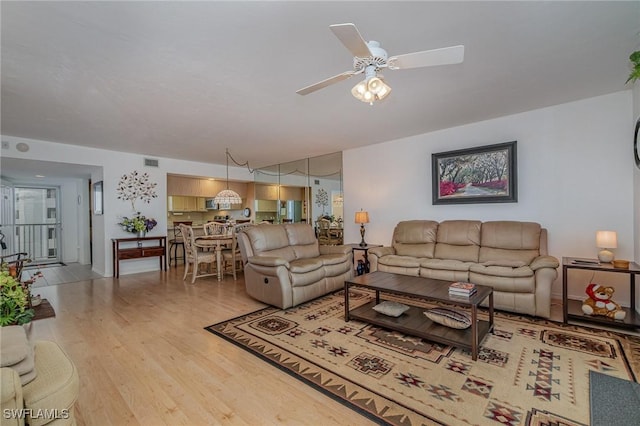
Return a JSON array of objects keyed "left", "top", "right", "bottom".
[{"left": 1, "top": 1, "right": 639, "bottom": 171}]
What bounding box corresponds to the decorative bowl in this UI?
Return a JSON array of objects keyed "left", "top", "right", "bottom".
[{"left": 612, "top": 260, "right": 630, "bottom": 269}]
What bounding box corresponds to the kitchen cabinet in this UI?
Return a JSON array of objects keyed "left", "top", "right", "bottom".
[
  {"left": 254, "top": 184, "right": 279, "bottom": 200},
  {"left": 167, "top": 175, "right": 248, "bottom": 198},
  {"left": 256, "top": 200, "right": 278, "bottom": 212},
  {"left": 168, "top": 196, "right": 202, "bottom": 212},
  {"left": 280, "top": 186, "right": 305, "bottom": 201}
]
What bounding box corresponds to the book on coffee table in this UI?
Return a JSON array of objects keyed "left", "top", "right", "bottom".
[{"left": 449, "top": 282, "right": 477, "bottom": 296}]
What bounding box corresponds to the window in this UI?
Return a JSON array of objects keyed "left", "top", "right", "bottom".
[
  {"left": 46, "top": 189, "right": 56, "bottom": 199},
  {"left": 47, "top": 208, "right": 56, "bottom": 219},
  {"left": 48, "top": 228, "right": 55, "bottom": 239}
]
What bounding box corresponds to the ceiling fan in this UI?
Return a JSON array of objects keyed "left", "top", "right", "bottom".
[{"left": 296, "top": 23, "right": 464, "bottom": 104}]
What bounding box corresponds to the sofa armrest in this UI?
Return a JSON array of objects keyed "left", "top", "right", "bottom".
[
  {"left": 530, "top": 255, "right": 560, "bottom": 271},
  {"left": 369, "top": 246, "right": 395, "bottom": 257},
  {"left": 1, "top": 367, "right": 24, "bottom": 426},
  {"left": 319, "top": 245, "right": 352, "bottom": 255},
  {"left": 247, "top": 256, "right": 290, "bottom": 268}
]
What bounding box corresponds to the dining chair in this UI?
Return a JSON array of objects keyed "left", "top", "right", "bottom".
[
  {"left": 221, "top": 223, "right": 253, "bottom": 280},
  {"left": 203, "top": 221, "right": 227, "bottom": 236},
  {"left": 317, "top": 218, "right": 342, "bottom": 245},
  {"left": 169, "top": 221, "right": 192, "bottom": 266},
  {"left": 179, "top": 224, "right": 217, "bottom": 283}
]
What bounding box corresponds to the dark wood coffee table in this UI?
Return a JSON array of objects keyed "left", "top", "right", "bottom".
[{"left": 344, "top": 271, "right": 494, "bottom": 360}]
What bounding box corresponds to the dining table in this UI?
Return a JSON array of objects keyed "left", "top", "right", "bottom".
[{"left": 194, "top": 234, "right": 233, "bottom": 281}]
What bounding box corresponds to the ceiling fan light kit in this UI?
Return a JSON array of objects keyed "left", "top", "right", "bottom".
[
  {"left": 296, "top": 23, "right": 464, "bottom": 105},
  {"left": 351, "top": 69, "right": 391, "bottom": 105}
]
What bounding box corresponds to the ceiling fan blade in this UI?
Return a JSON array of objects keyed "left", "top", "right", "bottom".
[
  {"left": 329, "top": 23, "right": 372, "bottom": 58},
  {"left": 388, "top": 45, "right": 464, "bottom": 70},
  {"left": 296, "top": 71, "right": 356, "bottom": 95}
]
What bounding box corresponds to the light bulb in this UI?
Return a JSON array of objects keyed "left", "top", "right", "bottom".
[{"left": 368, "top": 77, "right": 383, "bottom": 94}]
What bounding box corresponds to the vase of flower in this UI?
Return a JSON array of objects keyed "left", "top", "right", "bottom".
[{"left": 119, "top": 213, "right": 157, "bottom": 237}]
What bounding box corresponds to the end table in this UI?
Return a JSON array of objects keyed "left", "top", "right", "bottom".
[
  {"left": 345, "top": 243, "right": 382, "bottom": 275},
  {"left": 562, "top": 256, "right": 640, "bottom": 329}
]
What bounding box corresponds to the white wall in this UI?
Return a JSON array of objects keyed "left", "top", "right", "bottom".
[
  {"left": 344, "top": 91, "right": 635, "bottom": 302},
  {"left": 1, "top": 135, "right": 252, "bottom": 277}
]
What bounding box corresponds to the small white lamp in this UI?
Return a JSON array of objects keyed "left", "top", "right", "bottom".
[{"left": 596, "top": 231, "right": 617, "bottom": 263}]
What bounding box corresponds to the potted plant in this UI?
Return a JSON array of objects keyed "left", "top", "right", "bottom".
[
  {"left": 0, "top": 262, "right": 35, "bottom": 326},
  {"left": 627, "top": 50, "right": 640, "bottom": 84}
]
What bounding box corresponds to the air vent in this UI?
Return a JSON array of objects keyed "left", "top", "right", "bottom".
[
  {"left": 144, "top": 158, "right": 159, "bottom": 167},
  {"left": 314, "top": 179, "right": 320, "bottom": 185}
]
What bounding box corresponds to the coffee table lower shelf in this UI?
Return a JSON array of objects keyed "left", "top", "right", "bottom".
[{"left": 348, "top": 301, "right": 492, "bottom": 358}]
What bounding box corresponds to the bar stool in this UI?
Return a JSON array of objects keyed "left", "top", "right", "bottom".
[{"left": 169, "top": 221, "right": 192, "bottom": 266}]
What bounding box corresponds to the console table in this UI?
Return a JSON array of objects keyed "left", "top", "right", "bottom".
[
  {"left": 112, "top": 236, "right": 167, "bottom": 278},
  {"left": 562, "top": 257, "right": 640, "bottom": 329}
]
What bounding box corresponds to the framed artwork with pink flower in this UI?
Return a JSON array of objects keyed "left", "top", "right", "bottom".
[{"left": 432, "top": 141, "right": 517, "bottom": 205}]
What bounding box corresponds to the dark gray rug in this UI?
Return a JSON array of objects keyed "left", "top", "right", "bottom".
[{"left": 590, "top": 370, "right": 640, "bottom": 425}]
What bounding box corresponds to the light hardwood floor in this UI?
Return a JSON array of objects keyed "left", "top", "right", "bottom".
[{"left": 27, "top": 266, "right": 376, "bottom": 426}]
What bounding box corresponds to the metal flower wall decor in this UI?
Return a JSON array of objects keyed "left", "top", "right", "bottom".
[
  {"left": 316, "top": 188, "right": 329, "bottom": 213},
  {"left": 116, "top": 170, "right": 158, "bottom": 210}
]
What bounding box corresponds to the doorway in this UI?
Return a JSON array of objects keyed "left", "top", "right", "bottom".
[{"left": 1, "top": 186, "right": 63, "bottom": 265}]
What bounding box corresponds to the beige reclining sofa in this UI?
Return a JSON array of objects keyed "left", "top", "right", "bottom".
[
  {"left": 368, "top": 220, "right": 559, "bottom": 318},
  {"left": 238, "top": 223, "right": 353, "bottom": 309}
]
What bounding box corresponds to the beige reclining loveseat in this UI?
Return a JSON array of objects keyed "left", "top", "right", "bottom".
[
  {"left": 368, "top": 220, "right": 559, "bottom": 318},
  {"left": 238, "top": 223, "right": 353, "bottom": 309}
]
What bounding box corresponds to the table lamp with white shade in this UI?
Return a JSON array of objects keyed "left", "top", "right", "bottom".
[{"left": 596, "top": 230, "right": 617, "bottom": 263}]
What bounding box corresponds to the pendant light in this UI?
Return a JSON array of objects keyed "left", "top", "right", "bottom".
[{"left": 213, "top": 149, "right": 242, "bottom": 205}]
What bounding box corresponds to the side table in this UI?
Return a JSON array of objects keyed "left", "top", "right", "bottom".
[
  {"left": 562, "top": 257, "right": 640, "bottom": 329},
  {"left": 112, "top": 236, "right": 167, "bottom": 278},
  {"left": 345, "top": 243, "right": 382, "bottom": 275}
]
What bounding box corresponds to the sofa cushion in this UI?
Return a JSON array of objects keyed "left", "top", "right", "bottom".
[
  {"left": 421, "top": 258, "right": 473, "bottom": 272},
  {"left": 392, "top": 220, "right": 438, "bottom": 258},
  {"left": 289, "top": 258, "right": 323, "bottom": 274},
  {"left": 378, "top": 255, "right": 422, "bottom": 268},
  {"left": 286, "top": 224, "right": 321, "bottom": 259},
  {"left": 424, "top": 308, "right": 471, "bottom": 329},
  {"left": 479, "top": 221, "right": 541, "bottom": 265},
  {"left": 469, "top": 263, "right": 534, "bottom": 278},
  {"left": 22, "top": 341, "right": 79, "bottom": 426},
  {"left": 469, "top": 272, "right": 536, "bottom": 293},
  {"left": 245, "top": 225, "right": 297, "bottom": 261},
  {"left": 318, "top": 253, "right": 350, "bottom": 266},
  {"left": 372, "top": 301, "right": 410, "bottom": 317},
  {"left": 1, "top": 326, "right": 29, "bottom": 367},
  {"left": 481, "top": 221, "right": 541, "bottom": 250},
  {"left": 434, "top": 220, "right": 481, "bottom": 262}
]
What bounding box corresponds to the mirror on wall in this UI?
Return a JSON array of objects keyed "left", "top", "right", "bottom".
[{"left": 254, "top": 152, "right": 342, "bottom": 226}]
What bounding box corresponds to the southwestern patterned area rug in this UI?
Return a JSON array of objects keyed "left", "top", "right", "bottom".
[{"left": 205, "top": 289, "right": 640, "bottom": 425}]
